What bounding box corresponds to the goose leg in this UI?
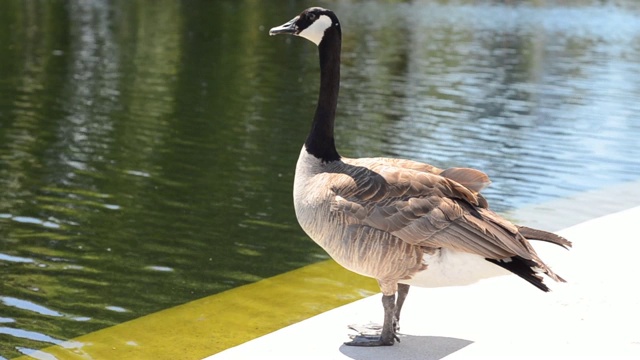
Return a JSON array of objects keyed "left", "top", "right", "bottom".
[
  {"left": 345, "top": 293, "right": 399, "bottom": 346},
  {"left": 394, "top": 284, "right": 410, "bottom": 331}
]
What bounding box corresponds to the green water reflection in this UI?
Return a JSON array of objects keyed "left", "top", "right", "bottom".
[
  {"left": 0, "top": 1, "right": 326, "bottom": 356},
  {"left": 1, "top": 0, "right": 640, "bottom": 357}
]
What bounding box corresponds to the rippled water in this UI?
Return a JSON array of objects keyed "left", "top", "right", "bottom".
[
  {"left": 334, "top": 2, "right": 640, "bottom": 207},
  {"left": 1, "top": 0, "right": 639, "bottom": 357}
]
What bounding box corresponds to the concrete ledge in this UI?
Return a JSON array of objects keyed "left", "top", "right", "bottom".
[{"left": 207, "top": 206, "right": 640, "bottom": 359}]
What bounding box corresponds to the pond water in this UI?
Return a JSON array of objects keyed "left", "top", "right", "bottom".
[{"left": 1, "top": 0, "right": 640, "bottom": 357}]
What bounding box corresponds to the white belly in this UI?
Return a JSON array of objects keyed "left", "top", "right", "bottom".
[{"left": 400, "top": 248, "right": 510, "bottom": 288}]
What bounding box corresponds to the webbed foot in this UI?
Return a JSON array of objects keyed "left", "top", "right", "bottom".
[
  {"left": 344, "top": 334, "right": 397, "bottom": 346},
  {"left": 345, "top": 323, "right": 400, "bottom": 346},
  {"left": 343, "top": 285, "right": 410, "bottom": 347}
]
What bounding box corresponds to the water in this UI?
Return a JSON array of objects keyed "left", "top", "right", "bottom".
[{"left": 1, "top": 0, "right": 639, "bottom": 357}]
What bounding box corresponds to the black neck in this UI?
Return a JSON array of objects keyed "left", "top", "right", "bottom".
[{"left": 305, "top": 26, "right": 341, "bottom": 162}]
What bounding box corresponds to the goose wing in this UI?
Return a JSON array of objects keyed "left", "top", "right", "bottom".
[
  {"left": 332, "top": 160, "right": 535, "bottom": 261},
  {"left": 347, "top": 157, "right": 491, "bottom": 192}
]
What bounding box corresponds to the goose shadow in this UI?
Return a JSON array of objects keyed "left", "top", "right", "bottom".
[{"left": 339, "top": 335, "right": 473, "bottom": 360}]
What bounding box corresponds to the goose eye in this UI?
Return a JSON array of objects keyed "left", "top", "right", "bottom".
[{"left": 307, "top": 12, "right": 316, "bottom": 21}]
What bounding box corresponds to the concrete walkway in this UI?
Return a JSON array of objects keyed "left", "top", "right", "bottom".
[{"left": 207, "top": 206, "right": 640, "bottom": 359}]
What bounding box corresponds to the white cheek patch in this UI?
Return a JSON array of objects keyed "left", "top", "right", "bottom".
[{"left": 298, "top": 15, "right": 333, "bottom": 45}]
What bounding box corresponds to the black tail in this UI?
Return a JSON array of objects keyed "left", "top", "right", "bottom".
[
  {"left": 486, "top": 257, "right": 550, "bottom": 292},
  {"left": 518, "top": 226, "right": 572, "bottom": 249}
]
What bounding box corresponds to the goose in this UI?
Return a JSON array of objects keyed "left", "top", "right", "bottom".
[{"left": 269, "top": 7, "right": 571, "bottom": 347}]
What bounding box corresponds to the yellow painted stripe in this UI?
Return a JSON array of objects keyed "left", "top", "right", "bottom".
[{"left": 16, "top": 260, "right": 378, "bottom": 360}]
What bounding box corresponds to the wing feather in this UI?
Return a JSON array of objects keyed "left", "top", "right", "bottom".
[
  {"left": 332, "top": 158, "right": 545, "bottom": 261},
  {"left": 440, "top": 167, "right": 491, "bottom": 192}
]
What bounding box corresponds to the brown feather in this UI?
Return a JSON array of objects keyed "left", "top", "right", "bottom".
[
  {"left": 440, "top": 167, "right": 491, "bottom": 192},
  {"left": 517, "top": 226, "right": 573, "bottom": 249},
  {"left": 324, "top": 156, "right": 567, "bottom": 284}
]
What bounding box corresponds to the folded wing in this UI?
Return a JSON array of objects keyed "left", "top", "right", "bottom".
[{"left": 333, "top": 158, "right": 569, "bottom": 283}]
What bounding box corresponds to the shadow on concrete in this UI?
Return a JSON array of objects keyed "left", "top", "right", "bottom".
[{"left": 339, "top": 335, "right": 473, "bottom": 360}]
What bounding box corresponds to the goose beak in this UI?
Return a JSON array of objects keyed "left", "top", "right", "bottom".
[{"left": 269, "top": 16, "right": 299, "bottom": 36}]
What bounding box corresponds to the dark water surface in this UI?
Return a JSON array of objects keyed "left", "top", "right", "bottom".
[{"left": 1, "top": 0, "right": 640, "bottom": 357}]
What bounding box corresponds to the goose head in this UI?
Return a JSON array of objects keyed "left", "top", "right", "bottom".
[{"left": 269, "top": 7, "right": 340, "bottom": 46}]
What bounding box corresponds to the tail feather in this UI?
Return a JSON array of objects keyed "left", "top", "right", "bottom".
[
  {"left": 486, "top": 257, "right": 551, "bottom": 292},
  {"left": 518, "top": 226, "right": 572, "bottom": 249},
  {"left": 487, "top": 225, "right": 571, "bottom": 292}
]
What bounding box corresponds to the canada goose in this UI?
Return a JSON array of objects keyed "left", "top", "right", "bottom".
[{"left": 270, "top": 7, "right": 571, "bottom": 346}]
